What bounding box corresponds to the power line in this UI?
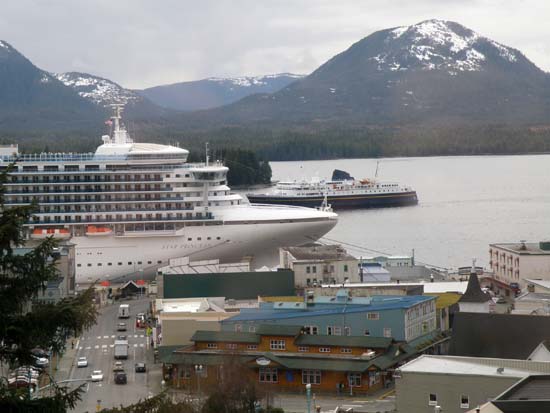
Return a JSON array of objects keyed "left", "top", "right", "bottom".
[{"left": 319, "top": 236, "right": 449, "bottom": 271}]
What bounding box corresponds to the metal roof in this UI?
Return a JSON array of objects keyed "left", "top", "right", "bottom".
[
  {"left": 255, "top": 325, "right": 304, "bottom": 336},
  {"left": 190, "top": 331, "right": 260, "bottom": 344}
]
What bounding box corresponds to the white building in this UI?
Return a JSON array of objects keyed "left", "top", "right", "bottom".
[
  {"left": 458, "top": 272, "right": 492, "bottom": 313},
  {"left": 489, "top": 241, "right": 550, "bottom": 288},
  {"left": 279, "top": 244, "right": 359, "bottom": 288}
]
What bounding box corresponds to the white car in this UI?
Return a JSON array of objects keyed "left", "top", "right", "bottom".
[
  {"left": 91, "top": 370, "right": 103, "bottom": 382},
  {"left": 77, "top": 357, "right": 88, "bottom": 368}
]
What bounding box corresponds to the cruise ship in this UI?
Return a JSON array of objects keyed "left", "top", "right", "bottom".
[
  {"left": 0, "top": 107, "right": 337, "bottom": 283},
  {"left": 247, "top": 177, "right": 418, "bottom": 210}
]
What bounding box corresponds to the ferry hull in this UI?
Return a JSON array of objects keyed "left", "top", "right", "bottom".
[{"left": 247, "top": 191, "right": 418, "bottom": 210}]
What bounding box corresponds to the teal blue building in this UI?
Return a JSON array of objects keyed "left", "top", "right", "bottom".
[{"left": 221, "top": 290, "right": 437, "bottom": 342}]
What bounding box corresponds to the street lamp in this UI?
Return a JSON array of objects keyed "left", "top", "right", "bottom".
[
  {"left": 306, "top": 383, "right": 312, "bottom": 413},
  {"left": 195, "top": 364, "right": 204, "bottom": 402}
]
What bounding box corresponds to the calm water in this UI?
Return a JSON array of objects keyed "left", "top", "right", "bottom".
[{"left": 268, "top": 155, "right": 550, "bottom": 270}]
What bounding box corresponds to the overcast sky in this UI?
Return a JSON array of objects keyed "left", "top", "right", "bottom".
[{"left": 1, "top": 0, "right": 549, "bottom": 89}]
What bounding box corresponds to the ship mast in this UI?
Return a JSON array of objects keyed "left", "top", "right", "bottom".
[{"left": 109, "top": 104, "right": 133, "bottom": 145}]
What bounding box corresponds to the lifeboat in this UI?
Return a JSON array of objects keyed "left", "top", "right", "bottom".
[
  {"left": 30, "top": 228, "right": 70, "bottom": 239},
  {"left": 359, "top": 178, "right": 371, "bottom": 185},
  {"left": 86, "top": 226, "right": 113, "bottom": 236}
]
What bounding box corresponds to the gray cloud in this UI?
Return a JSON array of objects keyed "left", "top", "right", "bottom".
[{"left": 0, "top": 0, "right": 548, "bottom": 88}]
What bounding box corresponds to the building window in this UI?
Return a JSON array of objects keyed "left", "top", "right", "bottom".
[
  {"left": 247, "top": 345, "right": 258, "bottom": 350},
  {"left": 327, "top": 326, "right": 342, "bottom": 336},
  {"left": 383, "top": 328, "right": 392, "bottom": 338},
  {"left": 348, "top": 373, "right": 361, "bottom": 387},
  {"left": 429, "top": 394, "right": 437, "bottom": 406},
  {"left": 298, "top": 346, "right": 309, "bottom": 352},
  {"left": 344, "top": 326, "right": 351, "bottom": 336},
  {"left": 302, "top": 369, "right": 321, "bottom": 385},
  {"left": 249, "top": 325, "right": 256, "bottom": 333},
  {"left": 259, "top": 368, "right": 278, "bottom": 383},
  {"left": 341, "top": 348, "right": 352, "bottom": 354},
  {"left": 367, "top": 312, "right": 380, "bottom": 320},
  {"left": 312, "top": 266, "right": 317, "bottom": 273},
  {"left": 460, "top": 395, "right": 469, "bottom": 409},
  {"left": 364, "top": 329, "right": 370, "bottom": 336},
  {"left": 235, "top": 324, "right": 242, "bottom": 332},
  {"left": 270, "top": 340, "right": 286, "bottom": 350},
  {"left": 206, "top": 343, "right": 217, "bottom": 349},
  {"left": 306, "top": 266, "right": 311, "bottom": 274},
  {"left": 226, "top": 343, "right": 237, "bottom": 350},
  {"left": 181, "top": 368, "right": 192, "bottom": 379},
  {"left": 319, "top": 347, "right": 331, "bottom": 353},
  {"left": 344, "top": 264, "right": 349, "bottom": 272},
  {"left": 304, "top": 326, "right": 318, "bottom": 335}
]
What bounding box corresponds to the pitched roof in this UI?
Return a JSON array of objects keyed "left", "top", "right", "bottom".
[
  {"left": 458, "top": 273, "right": 492, "bottom": 303},
  {"left": 295, "top": 335, "right": 392, "bottom": 349},
  {"left": 190, "top": 330, "right": 261, "bottom": 344},
  {"left": 450, "top": 312, "right": 550, "bottom": 359},
  {"left": 255, "top": 325, "right": 304, "bottom": 337}
]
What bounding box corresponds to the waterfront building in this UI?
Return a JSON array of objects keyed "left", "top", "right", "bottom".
[
  {"left": 489, "top": 241, "right": 550, "bottom": 288},
  {"left": 279, "top": 245, "right": 359, "bottom": 288},
  {"left": 395, "top": 355, "right": 550, "bottom": 413},
  {"left": 221, "top": 290, "right": 437, "bottom": 342},
  {"left": 159, "top": 324, "right": 417, "bottom": 395}
]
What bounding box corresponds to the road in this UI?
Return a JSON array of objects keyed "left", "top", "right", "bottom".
[
  {"left": 68, "top": 298, "right": 156, "bottom": 412},
  {"left": 272, "top": 394, "right": 396, "bottom": 413}
]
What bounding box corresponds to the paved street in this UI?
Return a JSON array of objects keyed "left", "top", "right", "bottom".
[
  {"left": 65, "top": 298, "right": 158, "bottom": 412},
  {"left": 272, "top": 393, "right": 396, "bottom": 413}
]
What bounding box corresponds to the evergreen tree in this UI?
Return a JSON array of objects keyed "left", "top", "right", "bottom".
[{"left": 0, "top": 165, "right": 98, "bottom": 412}]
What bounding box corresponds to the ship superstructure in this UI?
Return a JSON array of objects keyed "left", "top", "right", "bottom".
[
  {"left": 0, "top": 107, "right": 337, "bottom": 283},
  {"left": 247, "top": 177, "right": 418, "bottom": 209}
]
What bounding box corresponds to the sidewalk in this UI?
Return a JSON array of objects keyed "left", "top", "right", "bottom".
[{"left": 54, "top": 337, "right": 79, "bottom": 383}]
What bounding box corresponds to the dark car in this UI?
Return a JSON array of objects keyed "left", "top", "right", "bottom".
[
  {"left": 114, "top": 372, "right": 127, "bottom": 384},
  {"left": 117, "top": 323, "right": 127, "bottom": 332},
  {"left": 135, "top": 362, "right": 146, "bottom": 373}
]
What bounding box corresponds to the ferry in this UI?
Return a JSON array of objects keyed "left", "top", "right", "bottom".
[
  {"left": 0, "top": 106, "right": 337, "bottom": 283},
  {"left": 247, "top": 176, "right": 418, "bottom": 209}
]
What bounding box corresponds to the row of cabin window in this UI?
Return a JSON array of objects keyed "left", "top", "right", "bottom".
[
  {"left": 79, "top": 260, "right": 163, "bottom": 268},
  {"left": 429, "top": 393, "right": 470, "bottom": 409}
]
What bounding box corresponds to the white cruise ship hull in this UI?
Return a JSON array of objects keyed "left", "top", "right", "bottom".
[{"left": 74, "top": 205, "right": 337, "bottom": 283}]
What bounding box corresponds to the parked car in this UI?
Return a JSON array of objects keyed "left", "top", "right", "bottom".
[
  {"left": 117, "top": 335, "right": 127, "bottom": 341},
  {"left": 117, "top": 323, "right": 127, "bottom": 331},
  {"left": 31, "top": 348, "right": 49, "bottom": 359},
  {"left": 77, "top": 357, "right": 88, "bottom": 368},
  {"left": 91, "top": 370, "right": 104, "bottom": 382},
  {"left": 496, "top": 296, "right": 507, "bottom": 304},
  {"left": 135, "top": 362, "right": 146, "bottom": 373},
  {"left": 114, "top": 372, "right": 127, "bottom": 385},
  {"left": 113, "top": 361, "right": 124, "bottom": 372},
  {"left": 32, "top": 355, "right": 49, "bottom": 368}
]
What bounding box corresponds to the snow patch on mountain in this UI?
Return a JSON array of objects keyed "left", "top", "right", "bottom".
[
  {"left": 55, "top": 72, "right": 140, "bottom": 106},
  {"left": 0, "top": 40, "right": 8, "bottom": 49},
  {"left": 378, "top": 19, "right": 518, "bottom": 74},
  {"left": 208, "top": 73, "right": 304, "bottom": 88}
]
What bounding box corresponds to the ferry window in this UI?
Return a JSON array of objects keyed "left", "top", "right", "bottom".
[
  {"left": 157, "top": 260, "right": 162, "bottom": 264},
  {"left": 188, "top": 238, "right": 192, "bottom": 241},
  {"left": 147, "top": 261, "right": 152, "bottom": 264},
  {"left": 128, "top": 262, "right": 132, "bottom": 265},
  {"left": 118, "top": 262, "right": 122, "bottom": 266},
  {"left": 137, "top": 261, "right": 142, "bottom": 265},
  {"left": 97, "top": 263, "right": 102, "bottom": 266},
  {"left": 197, "top": 237, "right": 202, "bottom": 241},
  {"left": 77, "top": 264, "right": 82, "bottom": 267},
  {"left": 207, "top": 237, "right": 211, "bottom": 240},
  {"left": 87, "top": 264, "right": 92, "bottom": 267},
  {"left": 108, "top": 263, "right": 112, "bottom": 266}
]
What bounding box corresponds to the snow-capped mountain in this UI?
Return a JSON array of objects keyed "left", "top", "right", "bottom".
[
  {"left": 138, "top": 73, "right": 304, "bottom": 111},
  {"left": 54, "top": 72, "right": 141, "bottom": 106},
  {"left": 189, "top": 19, "right": 550, "bottom": 126},
  {"left": 371, "top": 20, "right": 519, "bottom": 74},
  {"left": 0, "top": 40, "right": 104, "bottom": 129},
  {"left": 54, "top": 72, "right": 171, "bottom": 119}
]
